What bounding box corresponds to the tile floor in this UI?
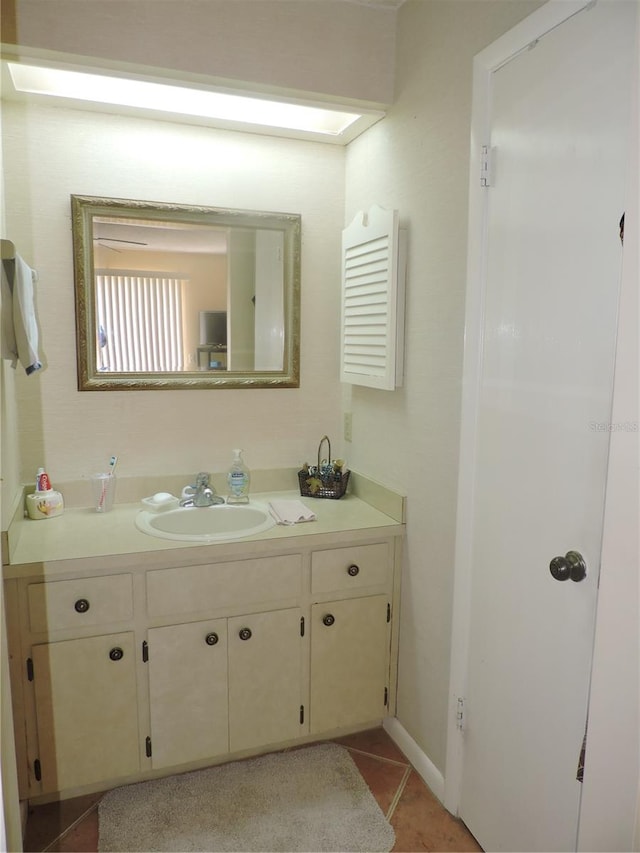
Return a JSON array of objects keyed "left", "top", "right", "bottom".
[{"left": 22, "top": 727, "right": 482, "bottom": 852}]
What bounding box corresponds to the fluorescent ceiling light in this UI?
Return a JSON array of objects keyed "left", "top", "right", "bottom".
[{"left": 8, "top": 63, "right": 365, "bottom": 137}]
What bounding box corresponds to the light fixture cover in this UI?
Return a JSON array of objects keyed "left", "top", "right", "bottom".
[{"left": 7, "top": 62, "right": 381, "bottom": 141}]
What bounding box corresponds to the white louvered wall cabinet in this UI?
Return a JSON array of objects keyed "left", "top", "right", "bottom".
[{"left": 341, "top": 205, "right": 407, "bottom": 390}]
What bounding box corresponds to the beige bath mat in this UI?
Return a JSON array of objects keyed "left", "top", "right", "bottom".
[{"left": 98, "top": 742, "right": 395, "bottom": 852}]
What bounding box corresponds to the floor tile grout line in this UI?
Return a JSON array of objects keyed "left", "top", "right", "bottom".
[
  {"left": 41, "top": 800, "right": 100, "bottom": 853},
  {"left": 385, "top": 765, "right": 412, "bottom": 822},
  {"left": 343, "top": 745, "right": 411, "bottom": 769}
]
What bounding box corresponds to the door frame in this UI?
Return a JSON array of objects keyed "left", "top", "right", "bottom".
[{"left": 443, "top": 0, "right": 601, "bottom": 818}]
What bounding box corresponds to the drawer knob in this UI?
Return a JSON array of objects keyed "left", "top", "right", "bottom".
[
  {"left": 205, "top": 632, "right": 219, "bottom": 646},
  {"left": 239, "top": 627, "right": 252, "bottom": 641},
  {"left": 109, "top": 647, "right": 124, "bottom": 661},
  {"left": 347, "top": 564, "right": 360, "bottom": 577},
  {"left": 74, "top": 598, "right": 90, "bottom": 613},
  {"left": 322, "top": 614, "right": 335, "bottom": 627}
]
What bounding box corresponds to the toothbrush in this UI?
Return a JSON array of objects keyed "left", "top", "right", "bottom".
[{"left": 99, "top": 455, "right": 118, "bottom": 509}]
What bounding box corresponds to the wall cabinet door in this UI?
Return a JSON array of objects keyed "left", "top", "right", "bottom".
[
  {"left": 32, "top": 632, "right": 139, "bottom": 793},
  {"left": 310, "top": 595, "right": 389, "bottom": 734},
  {"left": 228, "top": 608, "right": 303, "bottom": 752},
  {"left": 148, "top": 619, "right": 228, "bottom": 769}
]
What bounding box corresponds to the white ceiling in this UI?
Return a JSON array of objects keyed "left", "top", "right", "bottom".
[{"left": 93, "top": 219, "right": 228, "bottom": 255}]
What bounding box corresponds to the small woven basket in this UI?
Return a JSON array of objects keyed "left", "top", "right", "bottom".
[{"left": 298, "top": 435, "right": 349, "bottom": 500}]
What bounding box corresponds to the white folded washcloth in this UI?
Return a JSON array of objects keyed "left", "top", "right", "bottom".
[{"left": 269, "top": 499, "right": 317, "bottom": 526}]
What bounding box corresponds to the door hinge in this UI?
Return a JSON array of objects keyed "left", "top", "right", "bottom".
[
  {"left": 34, "top": 759, "right": 42, "bottom": 782},
  {"left": 386, "top": 603, "right": 391, "bottom": 623},
  {"left": 300, "top": 617, "right": 305, "bottom": 637},
  {"left": 299, "top": 705, "right": 305, "bottom": 725},
  {"left": 142, "top": 641, "right": 149, "bottom": 663},
  {"left": 480, "top": 145, "right": 495, "bottom": 187},
  {"left": 145, "top": 736, "right": 152, "bottom": 758},
  {"left": 26, "top": 658, "right": 34, "bottom": 681},
  {"left": 384, "top": 687, "right": 388, "bottom": 707},
  {"left": 456, "top": 697, "right": 465, "bottom": 731}
]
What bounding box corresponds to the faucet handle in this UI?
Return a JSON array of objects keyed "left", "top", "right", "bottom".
[{"left": 194, "top": 472, "right": 210, "bottom": 488}]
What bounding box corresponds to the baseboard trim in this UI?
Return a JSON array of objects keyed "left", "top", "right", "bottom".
[{"left": 383, "top": 717, "right": 445, "bottom": 804}]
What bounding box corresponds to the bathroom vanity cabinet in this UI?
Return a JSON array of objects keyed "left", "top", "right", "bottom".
[{"left": 4, "top": 514, "right": 402, "bottom": 802}]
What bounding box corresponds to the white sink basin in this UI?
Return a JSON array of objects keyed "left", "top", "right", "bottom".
[{"left": 135, "top": 502, "right": 275, "bottom": 542}]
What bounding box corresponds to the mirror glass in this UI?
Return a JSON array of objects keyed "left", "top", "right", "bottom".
[{"left": 71, "top": 195, "right": 301, "bottom": 389}]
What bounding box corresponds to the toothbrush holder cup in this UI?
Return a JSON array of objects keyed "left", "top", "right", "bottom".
[{"left": 90, "top": 473, "right": 117, "bottom": 513}]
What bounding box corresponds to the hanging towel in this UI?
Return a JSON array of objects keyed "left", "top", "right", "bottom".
[
  {"left": 1, "top": 254, "right": 43, "bottom": 375},
  {"left": 269, "top": 499, "right": 317, "bottom": 525}
]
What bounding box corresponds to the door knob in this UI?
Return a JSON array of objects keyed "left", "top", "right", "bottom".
[{"left": 549, "top": 550, "right": 587, "bottom": 583}]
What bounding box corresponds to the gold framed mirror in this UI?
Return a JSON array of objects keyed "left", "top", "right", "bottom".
[{"left": 71, "top": 195, "right": 301, "bottom": 390}]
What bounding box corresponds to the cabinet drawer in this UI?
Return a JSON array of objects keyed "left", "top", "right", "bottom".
[
  {"left": 311, "top": 544, "right": 390, "bottom": 594},
  {"left": 27, "top": 574, "right": 133, "bottom": 633},
  {"left": 147, "top": 555, "right": 302, "bottom": 618}
]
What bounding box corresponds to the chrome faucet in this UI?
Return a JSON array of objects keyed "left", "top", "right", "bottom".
[{"left": 180, "top": 472, "right": 224, "bottom": 507}]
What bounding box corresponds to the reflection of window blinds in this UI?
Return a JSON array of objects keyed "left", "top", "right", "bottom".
[
  {"left": 341, "top": 206, "right": 406, "bottom": 390},
  {"left": 95, "top": 273, "right": 186, "bottom": 372}
]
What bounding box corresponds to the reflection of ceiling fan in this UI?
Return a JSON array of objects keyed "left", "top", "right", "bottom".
[{"left": 93, "top": 236, "right": 148, "bottom": 253}]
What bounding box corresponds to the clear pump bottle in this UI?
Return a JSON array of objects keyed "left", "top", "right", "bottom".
[{"left": 227, "top": 449, "right": 250, "bottom": 504}]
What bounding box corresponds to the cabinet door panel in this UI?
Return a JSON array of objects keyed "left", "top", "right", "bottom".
[
  {"left": 228, "top": 608, "right": 302, "bottom": 752},
  {"left": 310, "top": 595, "right": 389, "bottom": 734},
  {"left": 148, "top": 620, "right": 228, "bottom": 769},
  {"left": 32, "top": 632, "right": 139, "bottom": 793}
]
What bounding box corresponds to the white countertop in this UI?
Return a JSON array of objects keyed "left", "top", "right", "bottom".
[{"left": 4, "top": 490, "right": 404, "bottom": 577}]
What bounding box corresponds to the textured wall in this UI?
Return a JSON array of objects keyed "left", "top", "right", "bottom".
[
  {"left": 344, "top": 0, "right": 543, "bottom": 773},
  {"left": 12, "top": 0, "right": 396, "bottom": 105},
  {"left": 2, "top": 101, "right": 345, "bottom": 483}
]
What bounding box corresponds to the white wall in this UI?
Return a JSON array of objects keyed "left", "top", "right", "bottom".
[
  {"left": 14, "top": 0, "right": 396, "bottom": 105},
  {"left": 344, "top": 0, "right": 543, "bottom": 773},
  {"left": 0, "top": 88, "right": 23, "bottom": 853},
  {"left": 577, "top": 14, "right": 639, "bottom": 846},
  {"left": 2, "top": 101, "right": 345, "bottom": 483}
]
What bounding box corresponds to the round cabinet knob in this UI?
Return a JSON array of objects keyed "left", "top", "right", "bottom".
[
  {"left": 347, "top": 564, "right": 360, "bottom": 577},
  {"left": 74, "top": 598, "right": 90, "bottom": 613},
  {"left": 205, "top": 632, "right": 219, "bottom": 646},
  {"left": 322, "top": 614, "right": 335, "bottom": 627},
  {"left": 238, "top": 627, "right": 252, "bottom": 641},
  {"left": 109, "top": 647, "right": 124, "bottom": 661},
  {"left": 549, "top": 550, "right": 587, "bottom": 583}
]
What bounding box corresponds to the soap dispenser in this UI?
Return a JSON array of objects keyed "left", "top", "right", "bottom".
[{"left": 227, "top": 449, "right": 250, "bottom": 504}]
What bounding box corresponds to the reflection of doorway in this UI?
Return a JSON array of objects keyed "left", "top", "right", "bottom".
[
  {"left": 447, "top": 2, "right": 635, "bottom": 851},
  {"left": 228, "top": 229, "right": 285, "bottom": 371},
  {"left": 254, "top": 231, "right": 284, "bottom": 370}
]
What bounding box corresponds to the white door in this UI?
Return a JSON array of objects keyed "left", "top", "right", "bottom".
[{"left": 457, "top": 3, "right": 635, "bottom": 851}]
